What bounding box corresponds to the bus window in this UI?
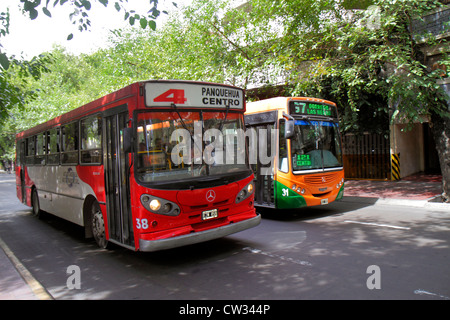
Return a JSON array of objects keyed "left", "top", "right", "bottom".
[
  {"left": 81, "top": 115, "right": 102, "bottom": 164},
  {"left": 61, "top": 122, "right": 79, "bottom": 164},
  {"left": 291, "top": 120, "right": 343, "bottom": 172},
  {"left": 136, "top": 111, "right": 249, "bottom": 184},
  {"left": 35, "top": 132, "right": 46, "bottom": 165},
  {"left": 26, "top": 136, "right": 35, "bottom": 165},
  {"left": 47, "top": 128, "right": 60, "bottom": 165},
  {"left": 278, "top": 119, "right": 288, "bottom": 173}
]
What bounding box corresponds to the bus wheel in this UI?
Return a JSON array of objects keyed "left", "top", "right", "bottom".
[
  {"left": 32, "top": 188, "right": 42, "bottom": 218},
  {"left": 92, "top": 204, "right": 108, "bottom": 249}
]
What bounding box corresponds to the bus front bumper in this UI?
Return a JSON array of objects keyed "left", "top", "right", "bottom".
[{"left": 138, "top": 214, "right": 261, "bottom": 252}]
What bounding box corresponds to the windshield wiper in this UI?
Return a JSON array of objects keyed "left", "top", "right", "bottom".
[
  {"left": 218, "top": 103, "right": 230, "bottom": 132},
  {"left": 171, "top": 103, "right": 205, "bottom": 174}
]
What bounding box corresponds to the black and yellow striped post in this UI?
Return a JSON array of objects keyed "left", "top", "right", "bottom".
[{"left": 391, "top": 153, "right": 400, "bottom": 181}]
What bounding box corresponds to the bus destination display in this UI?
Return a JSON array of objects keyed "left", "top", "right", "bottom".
[{"left": 289, "top": 101, "right": 337, "bottom": 118}]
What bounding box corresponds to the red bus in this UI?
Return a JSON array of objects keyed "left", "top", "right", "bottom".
[{"left": 15, "top": 80, "right": 260, "bottom": 251}]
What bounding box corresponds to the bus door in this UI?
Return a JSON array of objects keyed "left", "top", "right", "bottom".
[
  {"left": 104, "top": 109, "right": 134, "bottom": 248},
  {"left": 19, "top": 140, "right": 26, "bottom": 203},
  {"left": 244, "top": 111, "right": 277, "bottom": 208}
]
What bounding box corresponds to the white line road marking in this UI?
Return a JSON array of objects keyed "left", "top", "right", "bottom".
[
  {"left": 0, "top": 179, "right": 16, "bottom": 183},
  {"left": 414, "top": 289, "right": 450, "bottom": 300},
  {"left": 344, "top": 220, "right": 411, "bottom": 230},
  {"left": 243, "top": 247, "right": 313, "bottom": 266}
]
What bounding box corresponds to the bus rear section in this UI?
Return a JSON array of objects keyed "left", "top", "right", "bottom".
[
  {"left": 245, "top": 97, "right": 345, "bottom": 209},
  {"left": 15, "top": 80, "right": 260, "bottom": 252}
]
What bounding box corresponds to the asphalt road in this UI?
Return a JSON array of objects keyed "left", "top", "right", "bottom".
[{"left": 1, "top": 174, "right": 449, "bottom": 302}]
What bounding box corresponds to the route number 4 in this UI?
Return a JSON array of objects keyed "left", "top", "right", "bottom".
[{"left": 153, "top": 89, "right": 187, "bottom": 104}]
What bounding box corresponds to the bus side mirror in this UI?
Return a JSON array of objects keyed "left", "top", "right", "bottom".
[
  {"left": 122, "top": 127, "right": 134, "bottom": 153},
  {"left": 285, "top": 120, "right": 295, "bottom": 139}
]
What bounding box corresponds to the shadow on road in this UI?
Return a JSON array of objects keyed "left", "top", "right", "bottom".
[{"left": 256, "top": 197, "right": 378, "bottom": 222}]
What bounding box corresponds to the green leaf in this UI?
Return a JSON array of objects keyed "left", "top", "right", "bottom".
[
  {"left": 42, "top": 7, "right": 52, "bottom": 18},
  {"left": 29, "top": 8, "right": 38, "bottom": 20},
  {"left": 0, "top": 53, "right": 10, "bottom": 70},
  {"left": 148, "top": 20, "right": 156, "bottom": 31},
  {"left": 140, "top": 18, "right": 147, "bottom": 29},
  {"left": 114, "top": 2, "right": 121, "bottom": 12},
  {"left": 99, "top": 0, "right": 108, "bottom": 7},
  {"left": 67, "top": 33, "right": 73, "bottom": 40},
  {"left": 83, "top": 0, "right": 91, "bottom": 10}
]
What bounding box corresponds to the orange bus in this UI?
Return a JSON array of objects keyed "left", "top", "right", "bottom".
[
  {"left": 15, "top": 80, "right": 260, "bottom": 251},
  {"left": 245, "top": 97, "right": 344, "bottom": 209}
]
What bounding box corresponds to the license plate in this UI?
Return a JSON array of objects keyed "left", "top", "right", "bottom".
[
  {"left": 321, "top": 199, "right": 328, "bottom": 205},
  {"left": 202, "top": 209, "right": 218, "bottom": 220}
]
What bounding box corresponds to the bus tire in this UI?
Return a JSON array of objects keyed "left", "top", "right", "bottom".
[
  {"left": 31, "top": 188, "right": 43, "bottom": 219},
  {"left": 91, "top": 202, "right": 108, "bottom": 249}
]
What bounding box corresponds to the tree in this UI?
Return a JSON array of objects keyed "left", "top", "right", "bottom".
[
  {"left": 0, "top": 0, "right": 171, "bottom": 122},
  {"left": 173, "top": 0, "right": 449, "bottom": 200},
  {"left": 0, "top": 0, "right": 171, "bottom": 167}
]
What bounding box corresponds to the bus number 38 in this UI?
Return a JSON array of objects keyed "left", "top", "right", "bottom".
[{"left": 136, "top": 218, "right": 149, "bottom": 229}]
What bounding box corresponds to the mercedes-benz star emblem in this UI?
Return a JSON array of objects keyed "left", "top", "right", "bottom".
[{"left": 206, "top": 190, "right": 216, "bottom": 202}]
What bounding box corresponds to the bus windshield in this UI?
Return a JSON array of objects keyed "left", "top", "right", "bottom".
[
  {"left": 291, "top": 119, "right": 343, "bottom": 172},
  {"left": 136, "top": 110, "right": 250, "bottom": 185}
]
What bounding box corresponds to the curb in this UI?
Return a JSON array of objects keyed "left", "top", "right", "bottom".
[
  {"left": 0, "top": 237, "right": 53, "bottom": 300},
  {"left": 341, "top": 196, "right": 449, "bottom": 212}
]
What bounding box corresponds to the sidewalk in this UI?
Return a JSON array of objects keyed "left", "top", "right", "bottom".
[
  {"left": 343, "top": 173, "right": 448, "bottom": 210},
  {"left": 0, "top": 238, "right": 40, "bottom": 300},
  {"left": 0, "top": 172, "right": 52, "bottom": 300}
]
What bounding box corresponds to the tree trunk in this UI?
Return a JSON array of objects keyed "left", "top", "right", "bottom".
[{"left": 431, "top": 112, "right": 450, "bottom": 202}]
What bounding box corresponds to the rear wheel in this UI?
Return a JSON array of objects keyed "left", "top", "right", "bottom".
[
  {"left": 31, "top": 188, "right": 42, "bottom": 218},
  {"left": 91, "top": 202, "right": 108, "bottom": 249}
]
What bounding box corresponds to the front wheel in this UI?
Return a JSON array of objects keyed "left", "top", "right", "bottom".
[{"left": 91, "top": 203, "right": 108, "bottom": 249}]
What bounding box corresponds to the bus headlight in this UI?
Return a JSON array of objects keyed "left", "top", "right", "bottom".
[
  {"left": 149, "top": 199, "right": 161, "bottom": 211},
  {"left": 236, "top": 181, "right": 254, "bottom": 204},
  {"left": 141, "top": 194, "right": 180, "bottom": 216}
]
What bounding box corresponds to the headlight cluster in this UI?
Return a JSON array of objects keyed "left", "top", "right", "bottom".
[
  {"left": 235, "top": 181, "right": 254, "bottom": 203},
  {"left": 141, "top": 194, "right": 181, "bottom": 216},
  {"left": 291, "top": 184, "right": 306, "bottom": 195},
  {"left": 336, "top": 178, "right": 344, "bottom": 189}
]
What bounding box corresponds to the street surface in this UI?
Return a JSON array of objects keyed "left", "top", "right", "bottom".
[{"left": 0, "top": 174, "right": 449, "bottom": 301}]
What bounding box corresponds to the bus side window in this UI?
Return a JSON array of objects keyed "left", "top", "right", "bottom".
[
  {"left": 25, "top": 136, "right": 36, "bottom": 165},
  {"left": 81, "top": 115, "right": 102, "bottom": 164},
  {"left": 61, "top": 122, "right": 79, "bottom": 164},
  {"left": 35, "top": 132, "right": 46, "bottom": 165},
  {"left": 278, "top": 119, "right": 288, "bottom": 173},
  {"left": 47, "top": 127, "right": 60, "bottom": 165}
]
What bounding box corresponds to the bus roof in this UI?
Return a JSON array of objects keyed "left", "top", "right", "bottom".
[
  {"left": 246, "top": 96, "right": 336, "bottom": 115},
  {"left": 16, "top": 80, "right": 245, "bottom": 140},
  {"left": 16, "top": 82, "right": 139, "bottom": 140}
]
